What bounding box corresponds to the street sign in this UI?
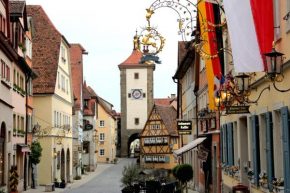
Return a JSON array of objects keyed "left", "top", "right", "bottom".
[
  {"left": 197, "top": 147, "right": 209, "bottom": 162},
  {"left": 178, "top": 131, "right": 192, "bottom": 135},
  {"left": 84, "top": 124, "right": 93, "bottom": 130},
  {"left": 226, "top": 106, "right": 250, "bottom": 114}
]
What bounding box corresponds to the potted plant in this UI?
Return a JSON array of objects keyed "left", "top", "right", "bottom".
[
  {"left": 9, "top": 166, "right": 19, "bottom": 193},
  {"left": 81, "top": 165, "right": 86, "bottom": 174},
  {"left": 120, "top": 162, "right": 139, "bottom": 193},
  {"left": 54, "top": 178, "right": 59, "bottom": 188},
  {"left": 114, "top": 157, "right": 118, "bottom": 164},
  {"left": 75, "top": 175, "right": 81, "bottom": 180},
  {"left": 60, "top": 179, "right": 66, "bottom": 188},
  {"left": 13, "top": 129, "right": 17, "bottom": 136}
]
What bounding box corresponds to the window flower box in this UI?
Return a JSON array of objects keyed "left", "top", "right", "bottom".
[{"left": 1, "top": 77, "right": 12, "bottom": 89}]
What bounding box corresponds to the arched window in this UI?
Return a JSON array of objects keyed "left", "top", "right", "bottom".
[{"left": 0, "top": 122, "right": 5, "bottom": 185}]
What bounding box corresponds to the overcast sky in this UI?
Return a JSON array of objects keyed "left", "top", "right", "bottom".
[{"left": 26, "top": 0, "right": 183, "bottom": 112}]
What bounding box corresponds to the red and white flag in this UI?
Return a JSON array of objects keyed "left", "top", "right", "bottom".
[{"left": 223, "top": 0, "right": 274, "bottom": 72}]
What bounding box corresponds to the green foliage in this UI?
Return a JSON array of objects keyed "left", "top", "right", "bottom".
[
  {"left": 172, "top": 165, "right": 179, "bottom": 178},
  {"left": 0, "top": 186, "right": 6, "bottom": 193},
  {"left": 30, "top": 141, "right": 43, "bottom": 165},
  {"left": 176, "top": 164, "right": 193, "bottom": 183},
  {"left": 54, "top": 178, "right": 58, "bottom": 182},
  {"left": 120, "top": 161, "right": 140, "bottom": 188}
]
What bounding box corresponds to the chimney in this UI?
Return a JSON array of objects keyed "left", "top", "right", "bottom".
[{"left": 171, "top": 94, "right": 176, "bottom": 100}]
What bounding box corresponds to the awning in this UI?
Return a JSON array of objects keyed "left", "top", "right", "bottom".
[
  {"left": 17, "top": 144, "right": 31, "bottom": 153},
  {"left": 173, "top": 137, "right": 206, "bottom": 158}
]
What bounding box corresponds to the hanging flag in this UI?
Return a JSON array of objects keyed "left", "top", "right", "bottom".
[
  {"left": 223, "top": 0, "right": 274, "bottom": 72},
  {"left": 198, "top": 1, "right": 222, "bottom": 110}
]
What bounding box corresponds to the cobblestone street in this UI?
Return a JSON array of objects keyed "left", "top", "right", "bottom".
[{"left": 63, "top": 158, "right": 136, "bottom": 193}]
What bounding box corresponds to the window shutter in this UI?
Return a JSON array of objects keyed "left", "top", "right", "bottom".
[
  {"left": 220, "top": 124, "right": 223, "bottom": 164},
  {"left": 227, "top": 122, "right": 234, "bottom": 166},
  {"left": 251, "top": 115, "right": 260, "bottom": 186},
  {"left": 27, "top": 115, "right": 31, "bottom": 132},
  {"left": 265, "top": 112, "right": 274, "bottom": 191},
  {"left": 223, "top": 124, "right": 228, "bottom": 166},
  {"left": 165, "top": 156, "right": 170, "bottom": 163},
  {"left": 281, "top": 107, "right": 290, "bottom": 192}
]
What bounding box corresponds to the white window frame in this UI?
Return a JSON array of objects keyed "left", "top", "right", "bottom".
[
  {"left": 100, "top": 133, "right": 105, "bottom": 141},
  {"left": 100, "top": 149, "right": 105, "bottom": 156},
  {"left": 156, "top": 125, "right": 160, "bottom": 129},
  {"left": 150, "top": 138, "right": 155, "bottom": 144},
  {"left": 99, "top": 120, "right": 105, "bottom": 127},
  {"left": 163, "top": 137, "right": 168, "bottom": 144},
  {"left": 151, "top": 125, "right": 155, "bottom": 130},
  {"left": 144, "top": 138, "right": 150, "bottom": 144},
  {"left": 153, "top": 156, "right": 158, "bottom": 162},
  {"left": 146, "top": 156, "right": 152, "bottom": 162},
  {"left": 153, "top": 109, "right": 158, "bottom": 114},
  {"left": 159, "top": 156, "right": 165, "bottom": 162},
  {"left": 156, "top": 137, "right": 162, "bottom": 144}
]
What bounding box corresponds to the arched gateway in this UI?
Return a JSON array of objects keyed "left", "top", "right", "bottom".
[{"left": 118, "top": 38, "right": 155, "bottom": 157}]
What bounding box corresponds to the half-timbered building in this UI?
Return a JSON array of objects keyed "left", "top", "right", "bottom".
[{"left": 139, "top": 103, "right": 179, "bottom": 170}]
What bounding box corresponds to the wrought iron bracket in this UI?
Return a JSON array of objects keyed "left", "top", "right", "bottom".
[
  {"left": 248, "top": 85, "right": 270, "bottom": 104},
  {"left": 273, "top": 82, "right": 290, "bottom": 92}
]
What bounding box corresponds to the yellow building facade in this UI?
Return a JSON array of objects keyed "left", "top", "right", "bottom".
[{"left": 96, "top": 98, "right": 117, "bottom": 163}]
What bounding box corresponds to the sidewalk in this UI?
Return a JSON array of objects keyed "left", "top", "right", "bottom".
[
  {"left": 188, "top": 189, "right": 199, "bottom": 193},
  {"left": 24, "top": 163, "right": 114, "bottom": 193}
]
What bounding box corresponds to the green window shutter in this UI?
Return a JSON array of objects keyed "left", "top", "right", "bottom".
[
  {"left": 165, "top": 156, "right": 170, "bottom": 163},
  {"left": 227, "top": 122, "right": 234, "bottom": 166},
  {"left": 220, "top": 124, "right": 223, "bottom": 164},
  {"left": 281, "top": 107, "right": 290, "bottom": 192},
  {"left": 251, "top": 115, "right": 260, "bottom": 186},
  {"left": 265, "top": 112, "right": 274, "bottom": 191},
  {"left": 223, "top": 124, "right": 228, "bottom": 166}
]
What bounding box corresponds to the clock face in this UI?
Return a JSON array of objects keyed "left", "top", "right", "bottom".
[{"left": 132, "top": 89, "right": 142, "bottom": 99}]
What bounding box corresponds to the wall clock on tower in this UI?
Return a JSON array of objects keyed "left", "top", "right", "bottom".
[{"left": 132, "top": 89, "right": 142, "bottom": 99}]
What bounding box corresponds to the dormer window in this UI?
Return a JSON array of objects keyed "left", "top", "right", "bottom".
[{"left": 84, "top": 100, "right": 88, "bottom": 109}]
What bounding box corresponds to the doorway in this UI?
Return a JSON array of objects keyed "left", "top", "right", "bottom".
[
  {"left": 66, "top": 149, "right": 70, "bottom": 183},
  {"left": 61, "top": 149, "right": 65, "bottom": 182}
]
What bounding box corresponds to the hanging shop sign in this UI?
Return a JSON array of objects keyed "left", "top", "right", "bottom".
[
  {"left": 197, "top": 147, "right": 209, "bottom": 162},
  {"left": 226, "top": 106, "right": 250, "bottom": 114},
  {"left": 84, "top": 124, "right": 93, "bottom": 131},
  {"left": 177, "top": 121, "right": 192, "bottom": 135}
]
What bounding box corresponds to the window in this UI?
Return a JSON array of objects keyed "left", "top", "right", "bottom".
[
  {"left": 61, "top": 46, "right": 66, "bottom": 63},
  {"left": 135, "top": 118, "right": 139, "bottom": 125},
  {"left": 84, "top": 100, "right": 88, "bottom": 109},
  {"left": 100, "top": 149, "right": 105, "bottom": 156},
  {"left": 20, "top": 76, "right": 24, "bottom": 90},
  {"left": 99, "top": 120, "right": 105, "bottom": 127},
  {"left": 66, "top": 79, "right": 68, "bottom": 93},
  {"left": 13, "top": 114, "right": 16, "bottom": 131},
  {"left": 156, "top": 137, "right": 162, "bottom": 144},
  {"left": 134, "top": 73, "right": 139, "bottom": 79},
  {"left": 162, "top": 137, "right": 168, "bottom": 144},
  {"left": 153, "top": 156, "right": 158, "bottom": 162},
  {"left": 54, "top": 111, "right": 57, "bottom": 127},
  {"left": 143, "top": 93, "right": 146, "bottom": 98},
  {"left": 27, "top": 114, "right": 31, "bottom": 132},
  {"left": 61, "top": 75, "right": 65, "bottom": 91},
  {"left": 150, "top": 138, "right": 155, "bottom": 144},
  {"left": 151, "top": 125, "right": 155, "bottom": 130},
  {"left": 1, "top": 60, "right": 10, "bottom": 82},
  {"left": 128, "top": 93, "right": 131, "bottom": 98},
  {"left": 21, "top": 117, "right": 24, "bottom": 130},
  {"left": 57, "top": 72, "right": 60, "bottom": 87},
  {"left": 144, "top": 138, "right": 150, "bottom": 145},
  {"left": 156, "top": 125, "right": 160, "bottom": 129},
  {"left": 159, "top": 156, "right": 165, "bottom": 162},
  {"left": 59, "top": 113, "right": 62, "bottom": 126},
  {"left": 28, "top": 78, "right": 32, "bottom": 96},
  {"left": 145, "top": 156, "right": 152, "bottom": 162},
  {"left": 153, "top": 109, "right": 158, "bottom": 114},
  {"left": 173, "top": 137, "right": 177, "bottom": 144},
  {"left": 100, "top": 133, "right": 105, "bottom": 141}
]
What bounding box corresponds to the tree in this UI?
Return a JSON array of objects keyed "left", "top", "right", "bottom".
[
  {"left": 172, "top": 164, "right": 193, "bottom": 193},
  {"left": 29, "top": 141, "right": 43, "bottom": 188},
  {"left": 120, "top": 162, "right": 139, "bottom": 191}
]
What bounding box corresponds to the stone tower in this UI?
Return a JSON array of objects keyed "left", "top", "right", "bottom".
[{"left": 118, "top": 39, "right": 155, "bottom": 157}]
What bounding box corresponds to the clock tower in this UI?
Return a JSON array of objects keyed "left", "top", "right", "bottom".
[{"left": 118, "top": 38, "right": 155, "bottom": 157}]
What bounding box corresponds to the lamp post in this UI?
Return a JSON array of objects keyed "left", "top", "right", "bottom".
[{"left": 235, "top": 73, "right": 250, "bottom": 94}]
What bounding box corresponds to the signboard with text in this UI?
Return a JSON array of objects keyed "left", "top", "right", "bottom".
[
  {"left": 226, "top": 106, "right": 250, "bottom": 114},
  {"left": 197, "top": 147, "right": 209, "bottom": 162},
  {"left": 177, "top": 121, "right": 192, "bottom": 135}
]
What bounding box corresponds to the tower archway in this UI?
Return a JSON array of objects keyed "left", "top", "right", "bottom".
[{"left": 127, "top": 133, "right": 140, "bottom": 157}]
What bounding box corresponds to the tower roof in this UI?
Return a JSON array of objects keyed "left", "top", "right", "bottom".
[{"left": 118, "top": 50, "right": 155, "bottom": 70}]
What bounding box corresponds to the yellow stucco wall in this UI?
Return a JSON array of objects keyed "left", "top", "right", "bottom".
[{"left": 96, "top": 104, "right": 116, "bottom": 163}]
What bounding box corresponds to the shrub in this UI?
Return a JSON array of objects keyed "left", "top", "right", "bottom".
[
  {"left": 176, "top": 164, "right": 193, "bottom": 184},
  {"left": 120, "top": 162, "right": 139, "bottom": 188}
]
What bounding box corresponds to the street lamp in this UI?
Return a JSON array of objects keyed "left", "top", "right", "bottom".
[
  {"left": 264, "top": 42, "right": 290, "bottom": 92},
  {"left": 235, "top": 73, "right": 250, "bottom": 94},
  {"left": 264, "top": 42, "right": 284, "bottom": 82}
]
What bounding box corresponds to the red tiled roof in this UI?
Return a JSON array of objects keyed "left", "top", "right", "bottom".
[
  {"left": 10, "top": 1, "right": 25, "bottom": 15},
  {"left": 70, "top": 44, "right": 87, "bottom": 110},
  {"left": 27, "top": 5, "right": 62, "bottom": 94},
  {"left": 155, "top": 104, "right": 177, "bottom": 136},
  {"left": 118, "top": 50, "right": 143, "bottom": 66},
  {"left": 154, "top": 98, "right": 172, "bottom": 106}
]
